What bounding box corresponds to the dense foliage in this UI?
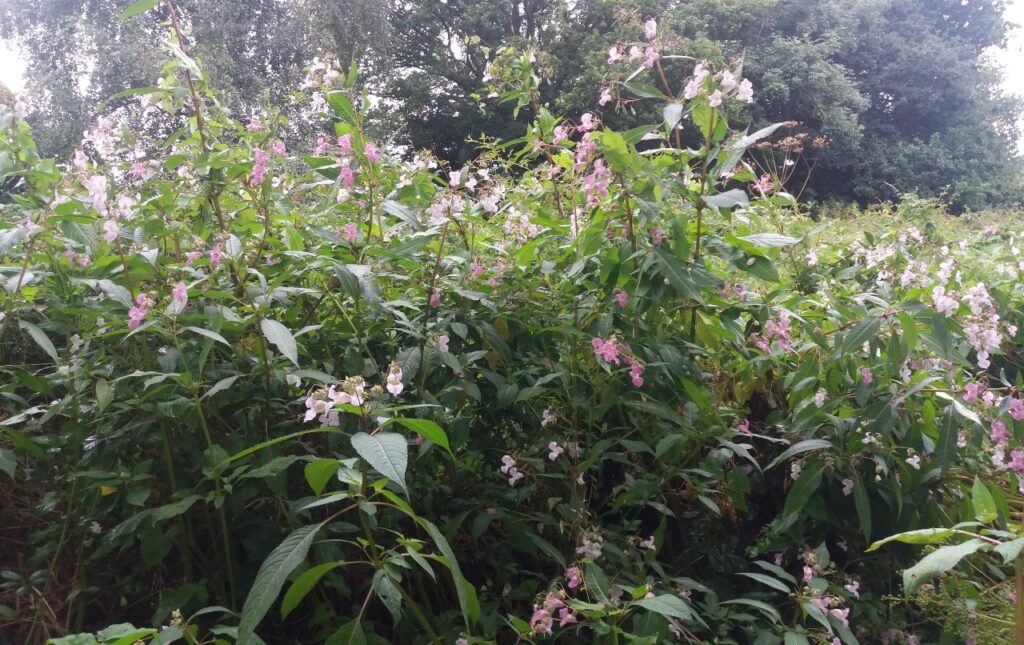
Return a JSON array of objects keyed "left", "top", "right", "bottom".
[{"left": 3, "top": 4, "right": 1024, "bottom": 644}]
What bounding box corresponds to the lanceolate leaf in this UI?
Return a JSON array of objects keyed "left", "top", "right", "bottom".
[
  {"left": 260, "top": 318, "right": 299, "bottom": 366},
  {"left": 903, "top": 538, "right": 985, "bottom": 594},
  {"left": 350, "top": 432, "right": 408, "bottom": 494},
  {"left": 239, "top": 522, "right": 326, "bottom": 641},
  {"left": 18, "top": 320, "right": 59, "bottom": 362}
]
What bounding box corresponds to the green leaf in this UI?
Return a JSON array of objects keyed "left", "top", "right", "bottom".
[
  {"left": 350, "top": 432, "right": 408, "bottom": 494},
  {"left": 325, "top": 620, "right": 367, "bottom": 645},
  {"left": 416, "top": 518, "right": 479, "bottom": 627},
  {"left": 238, "top": 522, "right": 326, "bottom": 641},
  {"left": 371, "top": 570, "right": 402, "bottom": 623},
  {"left": 260, "top": 318, "right": 298, "bottom": 366},
  {"left": 866, "top": 528, "right": 955, "bottom": 552},
  {"left": 702, "top": 189, "right": 748, "bottom": 210},
  {"left": 972, "top": 476, "right": 997, "bottom": 523},
  {"left": 720, "top": 598, "right": 782, "bottom": 624},
  {"left": 203, "top": 375, "right": 239, "bottom": 400},
  {"left": 736, "top": 571, "right": 792, "bottom": 593},
  {"left": 601, "top": 130, "right": 631, "bottom": 173},
  {"left": 0, "top": 449, "right": 15, "bottom": 480},
  {"left": 852, "top": 476, "right": 872, "bottom": 541},
  {"left": 383, "top": 418, "right": 451, "bottom": 455},
  {"left": 840, "top": 317, "right": 883, "bottom": 356},
  {"left": 738, "top": 233, "right": 799, "bottom": 247},
  {"left": 653, "top": 246, "right": 719, "bottom": 301},
  {"left": 633, "top": 594, "right": 705, "bottom": 627},
  {"left": 18, "top": 320, "right": 59, "bottom": 362},
  {"left": 281, "top": 562, "right": 343, "bottom": 619},
  {"left": 995, "top": 538, "right": 1024, "bottom": 564},
  {"left": 783, "top": 465, "right": 824, "bottom": 517},
  {"left": 304, "top": 459, "right": 338, "bottom": 495},
  {"left": 184, "top": 326, "right": 232, "bottom": 348},
  {"left": 663, "top": 102, "right": 683, "bottom": 130},
  {"left": 903, "top": 538, "right": 985, "bottom": 594},
  {"left": 765, "top": 439, "right": 833, "bottom": 470},
  {"left": 118, "top": 0, "right": 159, "bottom": 20}
]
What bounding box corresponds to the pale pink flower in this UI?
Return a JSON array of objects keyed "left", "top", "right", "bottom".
[
  {"left": 736, "top": 78, "right": 754, "bottom": 103},
  {"left": 386, "top": 364, "right": 404, "bottom": 396},
  {"left": 644, "top": 19, "right": 657, "bottom": 40},
  {"left": 614, "top": 288, "right": 628, "bottom": 308},
  {"left": 337, "top": 135, "right": 353, "bottom": 155},
  {"left": 708, "top": 90, "right": 723, "bottom": 107},
  {"left": 429, "top": 291, "right": 441, "bottom": 308},
  {"left": 270, "top": 140, "right": 286, "bottom": 156},
  {"left": 565, "top": 566, "right": 583, "bottom": 589},
  {"left": 607, "top": 46, "right": 623, "bottom": 65},
  {"left": 643, "top": 46, "right": 659, "bottom": 69},
  {"left": 172, "top": 281, "right": 188, "bottom": 304},
  {"left": 246, "top": 116, "right": 262, "bottom": 132},
  {"left": 598, "top": 87, "right": 613, "bottom": 106},
  {"left": 842, "top": 479, "right": 854, "bottom": 496},
  {"left": 437, "top": 334, "right": 450, "bottom": 352},
  {"left": 103, "top": 220, "right": 120, "bottom": 243},
  {"left": 341, "top": 223, "right": 358, "bottom": 243},
  {"left": 548, "top": 441, "right": 564, "bottom": 461},
  {"left": 363, "top": 142, "right": 380, "bottom": 162},
  {"left": 209, "top": 245, "right": 223, "bottom": 269},
  {"left": 860, "top": 367, "right": 873, "bottom": 384}
]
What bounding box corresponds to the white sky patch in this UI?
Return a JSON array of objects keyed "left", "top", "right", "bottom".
[
  {"left": 985, "top": 0, "right": 1024, "bottom": 151},
  {"left": 0, "top": 41, "right": 26, "bottom": 94}
]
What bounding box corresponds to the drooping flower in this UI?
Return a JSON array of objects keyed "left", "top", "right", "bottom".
[
  {"left": 860, "top": 367, "right": 874, "bottom": 385},
  {"left": 1010, "top": 398, "right": 1024, "bottom": 421},
  {"left": 964, "top": 382, "right": 983, "bottom": 403},
  {"left": 246, "top": 116, "right": 262, "bottom": 132},
  {"left": 386, "top": 363, "right": 404, "bottom": 396},
  {"left": 127, "top": 293, "right": 154, "bottom": 329},
  {"left": 736, "top": 78, "right": 754, "bottom": 103},
  {"left": 209, "top": 244, "right": 223, "bottom": 269},
  {"left": 708, "top": 90, "right": 723, "bottom": 108},
  {"left": 598, "top": 87, "right": 613, "bottom": 106},
  {"left": 340, "top": 222, "right": 358, "bottom": 243},
  {"left": 736, "top": 419, "right": 752, "bottom": 436},
  {"left": 650, "top": 227, "right": 665, "bottom": 245},
  {"left": 565, "top": 566, "right": 583, "bottom": 589},
  {"left": 14, "top": 101, "right": 28, "bottom": 119},
  {"left": 644, "top": 18, "right": 657, "bottom": 40},
  {"left": 103, "top": 219, "right": 120, "bottom": 243},
  {"left": 270, "top": 140, "right": 286, "bottom": 156},
  {"left": 591, "top": 336, "right": 620, "bottom": 364},
  {"left": 548, "top": 441, "right": 564, "bottom": 461},
  {"left": 842, "top": 479, "right": 855, "bottom": 496},
  {"left": 607, "top": 45, "right": 623, "bottom": 65},
  {"left": 172, "top": 281, "right": 188, "bottom": 305},
  {"left": 629, "top": 362, "right": 644, "bottom": 387},
  {"left": 437, "top": 334, "right": 450, "bottom": 353},
  {"left": 643, "top": 45, "right": 659, "bottom": 69},
  {"left": 429, "top": 290, "right": 441, "bottom": 308}
]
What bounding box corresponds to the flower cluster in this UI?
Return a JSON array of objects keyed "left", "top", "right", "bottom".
[
  {"left": 529, "top": 592, "right": 577, "bottom": 635},
  {"left": 302, "top": 378, "right": 367, "bottom": 426},
  {"left": 591, "top": 335, "right": 645, "bottom": 386},
  {"left": 500, "top": 454, "right": 524, "bottom": 486}
]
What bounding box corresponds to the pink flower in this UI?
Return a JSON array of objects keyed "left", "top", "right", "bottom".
[
  {"left": 363, "top": 142, "right": 380, "bottom": 162},
  {"left": 73, "top": 149, "right": 88, "bottom": 170},
  {"left": 644, "top": 18, "right": 657, "bottom": 40},
  {"left": 246, "top": 116, "right": 262, "bottom": 132},
  {"left": 340, "top": 164, "right": 356, "bottom": 189},
  {"left": 591, "top": 337, "right": 620, "bottom": 364},
  {"left": 736, "top": 419, "right": 752, "bottom": 436},
  {"left": 337, "top": 135, "right": 353, "bottom": 156},
  {"left": 1011, "top": 450, "right": 1024, "bottom": 473},
  {"left": 314, "top": 136, "right": 331, "bottom": 155},
  {"left": 557, "top": 607, "right": 577, "bottom": 627},
  {"left": 844, "top": 581, "right": 860, "bottom": 599},
  {"left": 830, "top": 607, "right": 850, "bottom": 630},
  {"left": 209, "top": 245, "right": 223, "bottom": 270},
  {"left": 565, "top": 566, "right": 583, "bottom": 589},
  {"left": 132, "top": 161, "right": 147, "bottom": 178},
  {"left": 991, "top": 420, "right": 1010, "bottom": 444},
  {"left": 529, "top": 606, "right": 553, "bottom": 635},
  {"left": 552, "top": 125, "right": 569, "bottom": 144},
  {"left": 579, "top": 113, "right": 595, "bottom": 132},
  {"left": 650, "top": 227, "right": 664, "bottom": 245},
  {"left": 548, "top": 441, "right": 564, "bottom": 461},
  {"left": 643, "top": 45, "right": 659, "bottom": 69},
  {"left": 386, "top": 363, "right": 404, "bottom": 396},
  {"left": 607, "top": 45, "right": 623, "bottom": 65},
  {"left": 614, "top": 289, "right": 628, "bottom": 308},
  {"left": 172, "top": 281, "right": 188, "bottom": 304},
  {"left": 736, "top": 79, "right": 754, "bottom": 103},
  {"left": 127, "top": 293, "right": 154, "bottom": 329},
  {"left": 103, "top": 219, "right": 120, "bottom": 243},
  {"left": 1010, "top": 398, "right": 1024, "bottom": 421},
  {"left": 429, "top": 291, "right": 441, "bottom": 308},
  {"left": 964, "top": 382, "right": 982, "bottom": 403},
  {"left": 14, "top": 101, "right": 28, "bottom": 119},
  {"left": 185, "top": 251, "right": 202, "bottom": 265},
  {"left": 629, "top": 362, "right": 644, "bottom": 387},
  {"left": 437, "top": 334, "right": 450, "bottom": 352},
  {"left": 860, "top": 367, "right": 874, "bottom": 384},
  {"left": 270, "top": 140, "right": 286, "bottom": 155},
  {"left": 708, "top": 90, "right": 723, "bottom": 108},
  {"left": 598, "top": 87, "right": 612, "bottom": 106},
  {"left": 341, "top": 223, "right": 358, "bottom": 243}
]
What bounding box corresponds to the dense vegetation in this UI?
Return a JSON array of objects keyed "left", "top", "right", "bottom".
[
  {"left": 3, "top": 0, "right": 1022, "bottom": 211},
  {"left": 2, "top": 2, "right": 1024, "bottom": 644}
]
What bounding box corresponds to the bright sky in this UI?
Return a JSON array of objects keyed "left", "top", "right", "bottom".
[{"left": 0, "top": 2, "right": 1022, "bottom": 138}]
